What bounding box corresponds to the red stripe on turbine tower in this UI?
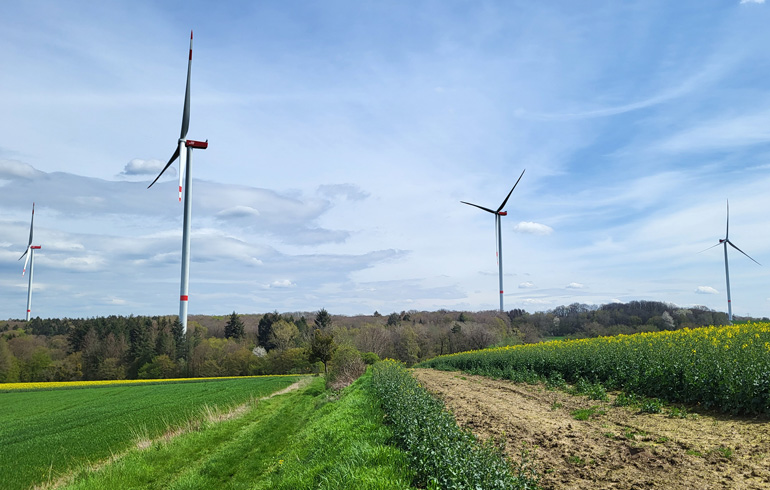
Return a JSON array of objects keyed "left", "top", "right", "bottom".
[{"left": 181, "top": 295, "right": 189, "bottom": 301}]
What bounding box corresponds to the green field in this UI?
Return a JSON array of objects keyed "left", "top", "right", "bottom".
[{"left": 0, "top": 376, "right": 299, "bottom": 490}]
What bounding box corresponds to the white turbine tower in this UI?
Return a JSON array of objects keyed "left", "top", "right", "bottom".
[
  {"left": 19, "top": 203, "right": 41, "bottom": 321},
  {"left": 702, "top": 200, "right": 760, "bottom": 324},
  {"left": 461, "top": 169, "right": 525, "bottom": 312},
  {"left": 148, "top": 31, "right": 208, "bottom": 334}
]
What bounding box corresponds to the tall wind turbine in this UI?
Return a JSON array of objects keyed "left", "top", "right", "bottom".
[
  {"left": 19, "top": 203, "right": 41, "bottom": 321},
  {"left": 148, "top": 31, "right": 208, "bottom": 334},
  {"left": 702, "top": 200, "right": 760, "bottom": 323},
  {"left": 461, "top": 169, "right": 525, "bottom": 312}
]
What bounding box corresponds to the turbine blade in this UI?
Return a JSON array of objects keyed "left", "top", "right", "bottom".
[
  {"left": 22, "top": 248, "right": 30, "bottom": 276},
  {"left": 180, "top": 31, "right": 192, "bottom": 140},
  {"left": 697, "top": 242, "right": 723, "bottom": 254},
  {"left": 725, "top": 199, "right": 729, "bottom": 240},
  {"left": 461, "top": 201, "right": 497, "bottom": 214},
  {"left": 27, "top": 202, "right": 35, "bottom": 247},
  {"left": 727, "top": 240, "right": 761, "bottom": 266},
  {"left": 178, "top": 141, "right": 186, "bottom": 202},
  {"left": 497, "top": 169, "right": 526, "bottom": 213},
  {"left": 148, "top": 146, "right": 180, "bottom": 188}
]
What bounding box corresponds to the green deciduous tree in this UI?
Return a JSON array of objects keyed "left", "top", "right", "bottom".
[
  {"left": 308, "top": 329, "right": 336, "bottom": 375},
  {"left": 269, "top": 319, "right": 299, "bottom": 352}
]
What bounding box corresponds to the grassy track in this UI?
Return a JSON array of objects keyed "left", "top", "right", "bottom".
[
  {"left": 0, "top": 376, "right": 299, "bottom": 490},
  {"left": 59, "top": 373, "right": 414, "bottom": 489}
]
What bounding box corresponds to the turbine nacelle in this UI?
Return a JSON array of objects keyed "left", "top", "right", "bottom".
[{"left": 498, "top": 211, "right": 508, "bottom": 216}]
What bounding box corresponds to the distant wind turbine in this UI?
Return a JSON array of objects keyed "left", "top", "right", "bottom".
[
  {"left": 461, "top": 169, "right": 525, "bottom": 312},
  {"left": 701, "top": 200, "right": 760, "bottom": 324},
  {"left": 148, "top": 31, "right": 208, "bottom": 334},
  {"left": 19, "top": 203, "right": 41, "bottom": 321}
]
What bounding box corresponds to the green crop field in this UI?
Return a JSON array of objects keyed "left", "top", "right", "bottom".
[{"left": 0, "top": 376, "right": 299, "bottom": 490}]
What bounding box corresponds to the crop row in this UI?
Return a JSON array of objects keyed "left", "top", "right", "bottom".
[
  {"left": 371, "top": 360, "right": 538, "bottom": 490},
  {"left": 419, "top": 323, "right": 770, "bottom": 415}
]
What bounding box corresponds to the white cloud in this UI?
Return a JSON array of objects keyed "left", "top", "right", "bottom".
[
  {"left": 0, "top": 160, "right": 43, "bottom": 180},
  {"left": 120, "top": 159, "right": 172, "bottom": 177},
  {"left": 566, "top": 282, "right": 586, "bottom": 289},
  {"left": 695, "top": 286, "right": 719, "bottom": 295},
  {"left": 740, "top": 0, "right": 764, "bottom": 4},
  {"left": 522, "top": 298, "right": 552, "bottom": 306},
  {"left": 270, "top": 279, "right": 295, "bottom": 288},
  {"left": 518, "top": 281, "right": 535, "bottom": 289},
  {"left": 513, "top": 222, "right": 554, "bottom": 235}
]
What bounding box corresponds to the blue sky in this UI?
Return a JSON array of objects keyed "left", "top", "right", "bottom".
[{"left": 2, "top": 0, "right": 770, "bottom": 319}]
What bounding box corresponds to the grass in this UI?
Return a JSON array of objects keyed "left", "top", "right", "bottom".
[
  {"left": 58, "top": 373, "right": 414, "bottom": 489},
  {"left": 570, "top": 406, "right": 605, "bottom": 421},
  {"left": 0, "top": 376, "right": 299, "bottom": 490}
]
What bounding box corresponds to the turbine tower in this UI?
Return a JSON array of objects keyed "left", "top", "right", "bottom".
[
  {"left": 148, "top": 31, "right": 208, "bottom": 334},
  {"left": 703, "top": 200, "right": 760, "bottom": 323},
  {"left": 461, "top": 169, "right": 525, "bottom": 312},
  {"left": 19, "top": 203, "right": 41, "bottom": 321}
]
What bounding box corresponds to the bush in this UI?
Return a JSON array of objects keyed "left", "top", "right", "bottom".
[
  {"left": 361, "top": 351, "right": 381, "bottom": 365},
  {"left": 326, "top": 345, "right": 366, "bottom": 390}
]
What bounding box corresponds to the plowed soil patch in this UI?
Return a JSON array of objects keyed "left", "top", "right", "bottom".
[{"left": 413, "top": 369, "right": 770, "bottom": 490}]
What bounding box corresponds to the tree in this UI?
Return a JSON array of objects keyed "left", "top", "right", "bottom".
[
  {"left": 224, "top": 311, "right": 245, "bottom": 340},
  {"left": 269, "top": 319, "right": 299, "bottom": 352},
  {"left": 171, "top": 318, "right": 186, "bottom": 360},
  {"left": 308, "top": 329, "right": 336, "bottom": 375},
  {"left": 258, "top": 311, "right": 281, "bottom": 350},
  {"left": 0, "top": 338, "right": 17, "bottom": 382},
  {"left": 314, "top": 308, "right": 333, "bottom": 330}
]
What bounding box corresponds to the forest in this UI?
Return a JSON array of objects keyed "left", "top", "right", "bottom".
[{"left": 0, "top": 300, "right": 763, "bottom": 383}]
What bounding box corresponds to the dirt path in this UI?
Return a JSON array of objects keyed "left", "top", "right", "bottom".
[{"left": 413, "top": 369, "right": 770, "bottom": 490}]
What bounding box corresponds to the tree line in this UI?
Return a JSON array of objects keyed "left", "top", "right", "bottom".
[{"left": 1, "top": 301, "right": 761, "bottom": 383}]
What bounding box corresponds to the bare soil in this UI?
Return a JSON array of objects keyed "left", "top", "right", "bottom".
[{"left": 413, "top": 369, "right": 770, "bottom": 490}]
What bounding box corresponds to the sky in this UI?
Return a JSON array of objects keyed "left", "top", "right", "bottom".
[{"left": 2, "top": 0, "right": 770, "bottom": 320}]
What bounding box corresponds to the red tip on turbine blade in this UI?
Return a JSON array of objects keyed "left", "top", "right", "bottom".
[
  {"left": 500, "top": 290, "right": 504, "bottom": 294},
  {"left": 181, "top": 295, "right": 189, "bottom": 301}
]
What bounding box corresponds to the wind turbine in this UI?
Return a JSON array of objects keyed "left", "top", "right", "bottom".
[
  {"left": 19, "top": 203, "right": 41, "bottom": 321},
  {"left": 148, "top": 31, "right": 208, "bottom": 334},
  {"left": 702, "top": 200, "right": 760, "bottom": 323},
  {"left": 461, "top": 169, "right": 525, "bottom": 312}
]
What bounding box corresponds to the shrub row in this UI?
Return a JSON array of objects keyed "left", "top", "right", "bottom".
[{"left": 371, "top": 360, "right": 538, "bottom": 490}]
